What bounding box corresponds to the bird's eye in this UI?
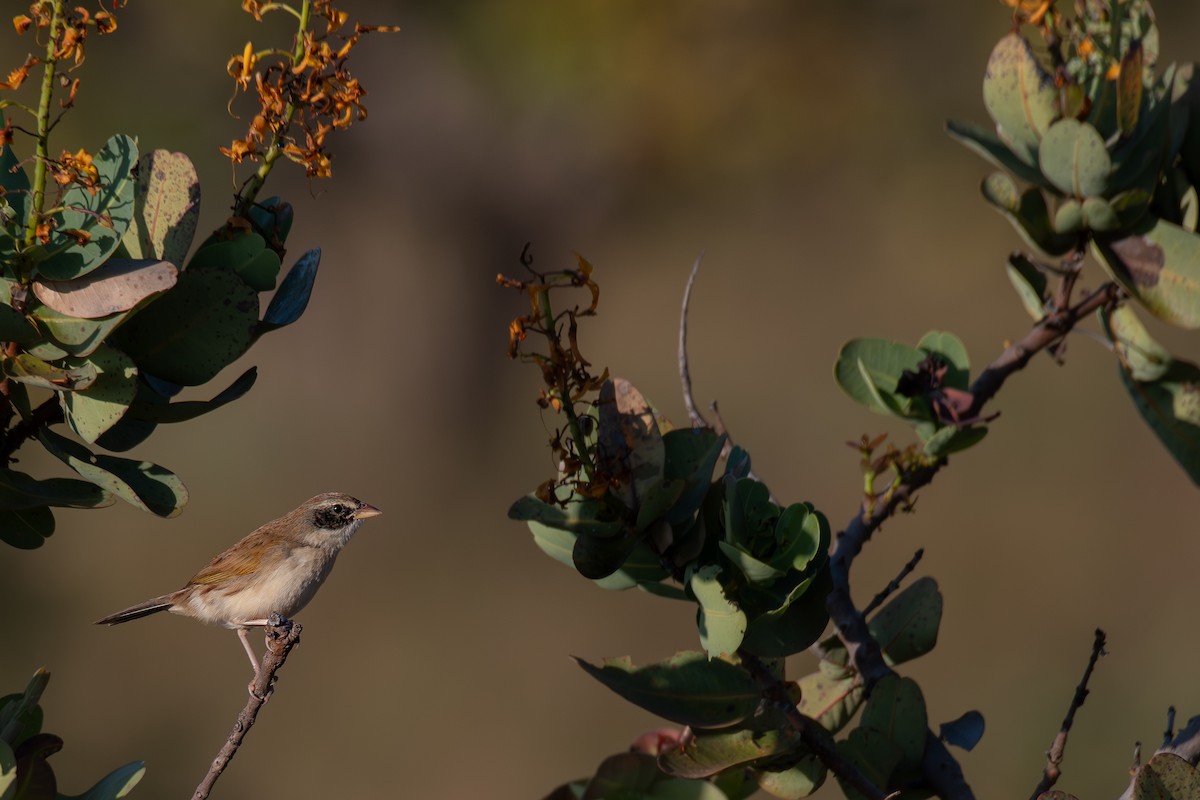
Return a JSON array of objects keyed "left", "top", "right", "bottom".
[{"left": 314, "top": 503, "right": 353, "bottom": 530}]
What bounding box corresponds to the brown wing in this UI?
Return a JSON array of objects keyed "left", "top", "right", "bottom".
[{"left": 186, "top": 530, "right": 272, "bottom": 586}]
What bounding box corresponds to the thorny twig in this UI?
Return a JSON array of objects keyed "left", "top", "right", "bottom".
[{"left": 862, "top": 548, "right": 925, "bottom": 617}]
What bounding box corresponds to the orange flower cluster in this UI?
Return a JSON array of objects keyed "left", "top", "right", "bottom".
[
  {"left": 11, "top": 1, "right": 121, "bottom": 69},
  {"left": 221, "top": 1, "right": 398, "bottom": 179},
  {"left": 50, "top": 147, "right": 98, "bottom": 190}
]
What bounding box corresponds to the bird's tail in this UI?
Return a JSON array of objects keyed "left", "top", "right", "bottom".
[{"left": 95, "top": 595, "right": 174, "bottom": 625}]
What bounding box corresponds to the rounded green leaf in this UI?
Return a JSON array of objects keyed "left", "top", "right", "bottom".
[
  {"left": 188, "top": 231, "right": 280, "bottom": 291},
  {"left": 110, "top": 268, "right": 259, "bottom": 385},
  {"left": 1, "top": 352, "right": 96, "bottom": 391},
  {"left": 947, "top": 119, "right": 1049, "bottom": 187},
  {"left": 1100, "top": 305, "right": 1171, "bottom": 382},
  {"left": 868, "top": 576, "right": 943, "bottom": 667},
  {"left": 1053, "top": 199, "right": 1084, "bottom": 234},
  {"left": 1082, "top": 196, "right": 1119, "bottom": 232},
  {"left": 122, "top": 149, "right": 200, "bottom": 266},
  {"left": 0, "top": 303, "right": 37, "bottom": 343},
  {"left": 982, "top": 33, "right": 1058, "bottom": 166},
  {"left": 692, "top": 565, "right": 747, "bottom": 657},
  {"left": 574, "top": 651, "right": 760, "bottom": 730},
  {"left": 0, "top": 507, "right": 54, "bottom": 549},
  {"left": 36, "top": 134, "right": 137, "bottom": 280},
  {"left": 31, "top": 304, "right": 131, "bottom": 358},
  {"left": 61, "top": 345, "right": 138, "bottom": 443},
  {"left": 659, "top": 723, "right": 804, "bottom": 779},
  {"left": 756, "top": 754, "right": 826, "bottom": 799},
  {"left": 1094, "top": 217, "right": 1200, "bottom": 328},
  {"left": 981, "top": 178, "right": 1077, "bottom": 256},
  {"left": 1006, "top": 253, "right": 1049, "bottom": 320},
  {"left": 833, "top": 339, "right": 924, "bottom": 418},
  {"left": 1038, "top": 119, "right": 1112, "bottom": 199},
  {"left": 860, "top": 676, "right": 928, "bottom": 774}
]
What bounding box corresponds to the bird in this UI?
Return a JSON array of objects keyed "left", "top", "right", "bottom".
[{"left": 96, "top": 492, "right": 381, "bottom": 682}]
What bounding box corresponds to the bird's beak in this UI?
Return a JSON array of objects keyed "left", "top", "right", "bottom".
[{"left": 354, "top": 503, "right": 382, "bottom": 520}]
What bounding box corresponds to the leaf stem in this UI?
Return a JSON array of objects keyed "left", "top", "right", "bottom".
[
  {"left": 21, "top": 0, "right": 65, "bottom": 258},
  {"left": 535, "top": 287, "right": 595, "bottom": 481},
  {"left": 234, "top": 0, "right": 311, "bottom": 217}
]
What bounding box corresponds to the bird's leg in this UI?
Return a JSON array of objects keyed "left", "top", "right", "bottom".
[{"left": 238, "top": 628, "right": 264, "bottom": 696}]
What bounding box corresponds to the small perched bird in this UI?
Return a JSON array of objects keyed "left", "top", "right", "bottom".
[{"left": 96, "top": 492, "right": 381, "bottom": 679}]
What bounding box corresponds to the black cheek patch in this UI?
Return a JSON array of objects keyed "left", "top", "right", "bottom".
[{"left": 313, "top": 504, "right": 352, "bottom": 530}]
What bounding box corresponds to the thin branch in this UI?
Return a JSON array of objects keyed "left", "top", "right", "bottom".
[
  {"left": 1028, "top": 628, "right": 1107, "bottom": 800},
  {"left": 825, "top": 279, "right": 1121, "bottom": 800},
  {"left": 678, "top": 253, "right": 708, "bottom": 428},
  {"left": 1163, "top": 707, "right": 1177, "bottom": 749},
  {"left": 1, "top": 397, "right": 64, "bottom": 464},
  {"left": 862, "top": 548, "right": 924, "bottom": 617},
  {"left": 740, "top": 652, "right": 893, "bottom": 800},
  {"left": 192, "top": 616, "right": 302, "bottom": 800}
]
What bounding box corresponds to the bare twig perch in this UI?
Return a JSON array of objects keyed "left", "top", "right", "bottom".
[
  {"left": 1028, "top": 628, "right": 1107, "bottom": 800},
  {"left": 192, "top": 615, "right": 302, "bottom": 800}
]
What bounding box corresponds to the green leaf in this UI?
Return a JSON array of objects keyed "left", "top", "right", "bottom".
[
  {"left": 938, "top": 710, "right": 985, "bottom": 752},
  {"left": 860, "top": 676, "right": 928, "bottom": 774},
  {"left": 29, "top": 304, "right": 131, "bottom": 358},
  {"left": 658, "top": 717, "right": 804, "bottom": 779},
  {"left": 1133, "top": 753, "right": 1200, "bottom": 800},
  {"left": 1007, "top": 253, "right": 1049, "bottom": 320},
  {"left": 1113, "top": 354, "right": 1200, "bottom": 485},
  {"left": 37, "top": 428, "right": 187, "bottom": 517},
  {"left": 246, "top": 197, "right": 294, "bottom": 247},
  {"left": 573, "top": 529, "right": 640, "bottom": 580},
  {"left": 122, "top": 149, "right": 200, "bottom": 266},
  {"left": 1, "top": 353, "right": 96, "bottom": 391},
  {"left": 123, "top": 365, "right": 257, "bottom": 425},
  {"left": 110, "top": 268, "right": 259, "bottom": 385},
  {"left": 795, "top": 659, "right": 862, "bottom": 734},
  {"left": 0, "top": 303, "right": 37, "bottom": 343},
  {"left": 922, "top": 425, "right": 988, "bottom": 458},
  {"left": 1038, "top": 119, "right": 1111, "bottom": 199},
  {"left": 1094, "top": 217, "right": 1200, "bottom": 328},
  {"left": 740, "top": 567, "right": 832, "bottom": 659},
  {"left": 32, "top": 258, "right": 176, "bottom": 319},
  {"left": 510, "top": 495, "right": 622, "bottom": 537},
  {"left": 868, "top": 577, "right": 943, "bottom": 667},
  {"left": 834, "top": 339, "right": 924, "bottom": 418},
  {"left": 188, "top": 231, "right": 280, "bottom": 291},
  {"left": 916, "top": 331, "right": 968, "bottom": 387},
  {"left": 635, "top": 478, "right": 686, "bottom": 532},
  {"left": 662, "top": 428, "right": 725, "bottom": 525},
  {"left": 0, "top": 469, "right": 112, "bottom": 511},
  {"left": 691, "top": 565, "right": 748, "bottom": 657},
  {"left": 982, "top": 33, "right": 1058, "bottom": 166},
  {"left": 945, "top": 119, "right": 1049, "bottom": 187},
  {"left": 0, "top": 507, "right": 54, "bottom": 549},
  {"left": 580, "top": 752, "right": 660, "bottom": 799},
  {"left": 834, "top": 728, "right": 902, "bottom": 800},
  {"left": 37, "top": 134, "right": 137, "bottom": 280},
  {"left": 261, "top": 248, "right": 320, "bottom": 331},
  {"left": 57, "top": 761, "right": 144, "bottom": 800},
  {"left": 980, "top": 175, "right": 1077, "bottom": 256},
  {"left": 61, "top": 344, "right": 138, "bottom": 443},
  {"left": 574, "top": 651, "right": 760, "bottom": 730},
  {"left": 755, "top": 754, "right": 826, "bottom": 799},
  {"left": 1101, "top": 305, "right": 1171, "bottom": 381}
]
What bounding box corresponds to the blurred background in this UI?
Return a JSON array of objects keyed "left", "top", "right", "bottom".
[{"left": 2, "top": 1, "right": 1200, "bottom": 797}]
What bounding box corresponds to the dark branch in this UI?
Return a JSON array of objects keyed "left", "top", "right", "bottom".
[
  {"left": 1028, "top": 628, "right": 1106, "bottom": 800},
  {"left": 1, "top": 397, "right": 64, "bottom": 464},
  {"left": 863, "top": 548, "right": 924, "bottom": 618},
  {"left": 740, "top": 651, "right": 892, "bottom": 800},
  {"left": 192, "top": 616, "right": 302, "bottom": 800},
  {"left": 826, "top": 278, "right": 1121, "bottom": 800}
]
